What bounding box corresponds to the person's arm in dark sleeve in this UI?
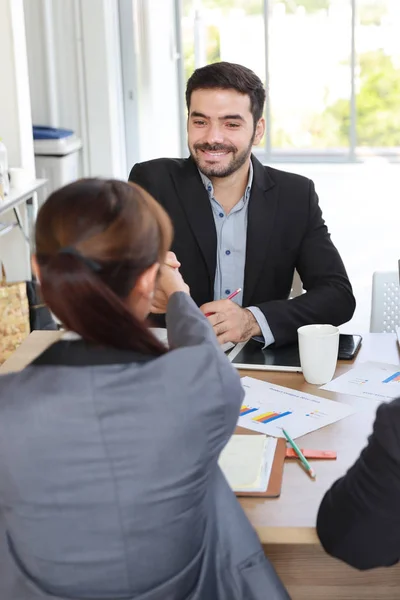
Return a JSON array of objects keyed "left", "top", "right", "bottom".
[
  {"left": 255, "top": 180, "right": 356, "bottom": 347},
  {"left": 129, "top": 162, "right": 168, "bottom": 327},
  {"left": 317, "top": 397, "right": 400, "bottom": 570}
]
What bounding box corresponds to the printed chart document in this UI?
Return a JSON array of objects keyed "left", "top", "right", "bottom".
[
  {"left": 219, "top": 434, "right": 277, "bottom": 493},
  {"left": 239, "top": 376, "right": 355, "bottom": 439},
  {"left": 321, "top": 361, "right": 400, "bottom": 402}
]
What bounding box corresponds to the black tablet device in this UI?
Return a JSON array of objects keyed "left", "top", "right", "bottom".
[{"left": 228, "top": 334, "right": 362, "bottom": 372}]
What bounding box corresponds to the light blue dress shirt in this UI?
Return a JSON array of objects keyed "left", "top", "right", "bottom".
[{"left": 199, "top": 163, "right": 275, "bottom": 347}]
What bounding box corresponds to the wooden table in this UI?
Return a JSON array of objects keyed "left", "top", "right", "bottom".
[
  {"left": 238, "top": 333, "right": 400, "bottom": 600},
  {"left": 1, "top": 332, "right": 400, "bottom": 599}
]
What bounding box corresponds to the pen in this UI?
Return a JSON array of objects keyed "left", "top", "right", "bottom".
[
  {"left": 282, "top": 428, "right": 316, "bottom": 480},
  {"left": 205, "top": 288, "right": 242, "bottom": 317}
]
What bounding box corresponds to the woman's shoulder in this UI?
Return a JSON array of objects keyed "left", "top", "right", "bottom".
[
  {"left": 0, "top": 372, "right": 16, "bottom": 391},
  {"left": 151, "top": 342, "right": 225, "bottom": 383},
  {"left": 0, "top": 371, "right": 30, "bottom": 413}
]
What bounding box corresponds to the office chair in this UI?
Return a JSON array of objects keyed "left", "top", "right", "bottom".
[{"left": 370, "top": 271, "right": 400, "bottom": 333}]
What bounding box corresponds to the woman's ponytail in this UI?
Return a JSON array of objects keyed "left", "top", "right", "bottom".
[{"left": 35, "top": 179, "right": 173, "bottom": 356}]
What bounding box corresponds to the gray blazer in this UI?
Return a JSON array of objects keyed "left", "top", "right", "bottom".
[{"left": 0, "top": 293, "right": 290, "bottom": 600}]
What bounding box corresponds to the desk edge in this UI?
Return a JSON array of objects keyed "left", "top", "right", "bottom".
[{"left": 257, "top": 526, "right": 319, "bottom": 545}]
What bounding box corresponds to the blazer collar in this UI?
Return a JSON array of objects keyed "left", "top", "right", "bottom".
[
  {"left": 32, "top": 339, "right": 156, "bottom": 367},
  {"left": 243, "top": 156, "right": 279, "bottom": 305},
  {"left": 172, "top": 156, "right": 279, "bottom": 306}
]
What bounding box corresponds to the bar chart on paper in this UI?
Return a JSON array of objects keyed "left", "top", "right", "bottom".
[
  {"left": 383, "top": 371, "right": 400, "bottom": 384},
  {"left": 322, "top": 362, "right": 400, "bottom": 402},
  {"left": 252, "top": 411, "right": 292, "bottom": 424},
  {"left": 239, "top": 405, "right": 258, "bottom": 417},
  {"left": 238, "top": 377, "right": 355, "bottom": 439}
]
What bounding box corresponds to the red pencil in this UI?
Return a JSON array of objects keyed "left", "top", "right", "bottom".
[{"left": 205, "top": 288, "right": 242, "bottom": 317}]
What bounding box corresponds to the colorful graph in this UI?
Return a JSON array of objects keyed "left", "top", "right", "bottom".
[
  {"left": 349, "top": 378, "right": 369, "bottom": 385},
  {"left": 240, "top": 405, "right": 258, "bottom": 417},
  {"left": 383, "top": 371, "right": 400, "bottom": 384},
  {"left": 252, "top": 410, "right": 292, "bottom": 424},
  {"left": 305, "top": 409, "right": 328, "bottom": 419}
]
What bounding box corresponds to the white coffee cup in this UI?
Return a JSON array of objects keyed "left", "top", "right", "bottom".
[{"left": 297, "top": 324, "right": 339, "bottom": 385}]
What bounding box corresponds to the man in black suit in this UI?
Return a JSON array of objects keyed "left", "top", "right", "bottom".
[
  {"left": 129, "top": 62, "right": 355, "bottom": 348},
  {"left": 317, "top": 397, "right": 400, "bottom": 570}
]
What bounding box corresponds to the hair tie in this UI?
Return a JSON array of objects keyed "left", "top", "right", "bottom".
[{"left": 58, "top": 246, "right": 102, "bottom": 273}]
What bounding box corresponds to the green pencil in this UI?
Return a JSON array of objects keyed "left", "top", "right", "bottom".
[{"left": 282, "top": 428, "right": 316, "bottom": 480}]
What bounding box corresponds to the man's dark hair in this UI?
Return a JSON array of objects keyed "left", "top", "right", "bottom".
[{"left": 185, "top": 62, "right": 266, "bottom": 126}]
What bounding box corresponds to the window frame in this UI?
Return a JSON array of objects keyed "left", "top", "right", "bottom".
[{"left": 175, "top": 0, "right": 400, "bottom": 163}]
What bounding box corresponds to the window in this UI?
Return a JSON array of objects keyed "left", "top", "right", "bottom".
[{"left": 177, "top": 0, "right": 400, "bottom": 162}]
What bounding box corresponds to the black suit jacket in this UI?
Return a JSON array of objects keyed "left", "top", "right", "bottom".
[
  {"left": 317, "top": 398, "right": 400, "bottom": 570},
  {"left": 129, "top": 155, "right": 355, "bottom": 346}
]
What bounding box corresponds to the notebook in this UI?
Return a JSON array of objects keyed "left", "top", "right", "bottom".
[
  {"left": 228, "top": 334, "right": 362, "bottom": 372},
  {"left": 218, "top": 433, "right": 286, "bottom": 497}
]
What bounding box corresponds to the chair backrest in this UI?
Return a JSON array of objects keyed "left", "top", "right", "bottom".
[{"left": 370, "top": 271, "right": 400, "bottom": 333}]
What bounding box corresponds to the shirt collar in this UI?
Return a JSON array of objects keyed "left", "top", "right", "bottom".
[{"left": 198, "top": 159, "right": 253, "bottom": 205}]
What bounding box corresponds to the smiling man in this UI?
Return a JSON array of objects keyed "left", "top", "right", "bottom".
[{"left": 129, "top": 62, "right": 355, "bottom": 348}]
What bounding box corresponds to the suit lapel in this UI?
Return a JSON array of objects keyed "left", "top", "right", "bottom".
[
  {"left": 172, "top": 158, "right": 217, "bottom": 286},
  {"left": 243, "top": 156, "right": 279, "bottom": 305}
]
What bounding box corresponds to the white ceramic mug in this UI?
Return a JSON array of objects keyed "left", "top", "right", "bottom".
[{"left": 297, "top": 324, "right": 340, "bottom": 385}]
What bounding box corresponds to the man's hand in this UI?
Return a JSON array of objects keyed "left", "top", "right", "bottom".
[
  {"left": 200, "top": 300, "right": 261, "bottom": 345},
  {"left": 151, "top": 252, "right": 189, "bottom": 314}
]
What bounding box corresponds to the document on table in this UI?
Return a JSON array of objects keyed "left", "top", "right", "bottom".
[
  {"left": 238, "top": 376, "right": 355, "bottom": 439},
  {"left": 321, "top": 361, "right": 400, "bottom": 402}
]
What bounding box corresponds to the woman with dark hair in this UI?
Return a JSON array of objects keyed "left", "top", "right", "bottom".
[{"left": 0, "top": 179, "right": 289, "bottom": 600}]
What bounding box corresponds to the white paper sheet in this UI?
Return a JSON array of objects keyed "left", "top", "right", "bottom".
[
  {"left": 238, "top": 376, "right": 355, "bottom": 439},
  {"left": 321, "top": 361, "right": 400, "bottom": 402}
]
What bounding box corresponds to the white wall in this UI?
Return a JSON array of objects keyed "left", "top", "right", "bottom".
[
  {"left": 132, "top": 0, "right": 181, "bottom": 163},
  {"left": 0, "top": 0, "right": 34, "bottom": 282},
  {"left": 23, "top": 0, "right": 126, "bottom": 179},
  {"left": 23, "top": 0, "right": 182, "bottom": 176},
  {"left": 80, "top": 0, "right": 126, "bottom": 177},
  {"left": 0, "top": 0, "right": 34, "bottom": 173}
]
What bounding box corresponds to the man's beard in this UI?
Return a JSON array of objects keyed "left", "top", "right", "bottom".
[{"left": 190, "top": 135, "right": 254, "bottom": 178}]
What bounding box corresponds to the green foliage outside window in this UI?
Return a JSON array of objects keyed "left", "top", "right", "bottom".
[{"left": 322, "top": 50, "right": 400, "bottom": 147}]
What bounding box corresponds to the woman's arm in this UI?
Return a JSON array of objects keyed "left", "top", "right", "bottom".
[
  {"left": 161, "top": 266, "right": 244, "bottom": 446},
  {"left": 156, "top": 263, "right": 220, "bottom": 350},
  {"left": 166, "top": 292, "right": 221, "bottom": 350}
]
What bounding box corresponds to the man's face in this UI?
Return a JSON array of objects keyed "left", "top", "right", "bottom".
[{"left": 187, "top": 88, "right": 265, "bottom": 178}]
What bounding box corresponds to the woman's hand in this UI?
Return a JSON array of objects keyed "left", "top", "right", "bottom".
[{"left": 151, "top": 252, "right": 190, "bottom": 313}]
